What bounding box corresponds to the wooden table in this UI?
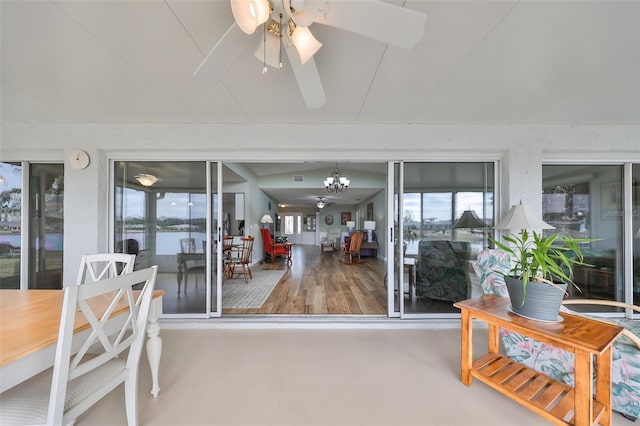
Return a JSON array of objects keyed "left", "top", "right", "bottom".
[
  {"left": 454, "top": 295, "right": 623, "bottom": 426},
  {"left": 0, "top": 289, "right": 164, "bottom": 397},
  {"left": 274, "top": 242, "right": 293, "bottom": 264}
]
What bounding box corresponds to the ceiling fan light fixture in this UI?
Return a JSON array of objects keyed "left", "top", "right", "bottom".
[
  {"left": 291, "top": 26, "right": 322, "bottom": 64},
  {"left": 317, "top": 200, "right": 326, "bottom": 208},
  {"left": 231, "top": 0, "right": 271, "bottom": 35},
  {"left": 135, "top": 173, "right": 159, "bottom": 187}
]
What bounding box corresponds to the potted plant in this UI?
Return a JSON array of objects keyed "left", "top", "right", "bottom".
[
  {"left": 491, "top": 229, "right": 593, "bottom": 322},
  {"left": 403, "top": 224, "right": 419, "bottom": 255}
]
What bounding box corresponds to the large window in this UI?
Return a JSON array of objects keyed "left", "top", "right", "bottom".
[
  {"left": 0, "top": 162, "right": 64, "bottom": 289},
  {"left": 29, "top": 164, "right": 64, "bottom": 289},
  {"left": 542, "top": 165, "right": 624, "bottom": 302},
  {"left": 0, "top": 162, "right": 22, "bottom": 289},
  {"left": 403, "top": 162, "right": 495, "bottom": 315},
  {"left": 633, "top": 164, "right": 640, "bottom": 305},
  {"left": 114, "top": 161, "right": 208, "bottom": 315}
]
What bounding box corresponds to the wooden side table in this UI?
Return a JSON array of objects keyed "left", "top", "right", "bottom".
[
  {"left": 454, "top": 295, "right": 623, "bottom": 426},
  {"left": 360, "top": 241, "right": 378, "bottom": 257},
  {"left": 275, "top": 242, "right": 293, "bottom": 264}
]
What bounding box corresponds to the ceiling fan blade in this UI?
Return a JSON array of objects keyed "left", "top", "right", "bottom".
[
  {"left": 283, "top": 0, "right": 326, "bottom": 27},
  {"left": 193, "top": 22, "right": 257, "bottom": 80},
  {"left": 317, "top": 0, "right": 426, "bottom": 49},
  {"left": 284, "top": 43, "right": 326, "bottom": 109}
]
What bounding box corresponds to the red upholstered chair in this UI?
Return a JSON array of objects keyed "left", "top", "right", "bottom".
[{"left": 260, "top": 228, "right": 288, "bottom": 263}]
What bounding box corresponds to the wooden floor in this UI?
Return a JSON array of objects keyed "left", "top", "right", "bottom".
[{"left": 224, "top": 244, "right": 388, "bottom": 315}]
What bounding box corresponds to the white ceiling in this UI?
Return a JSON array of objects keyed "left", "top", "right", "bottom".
[{"left": 1, "top": 0, "right": 638, "bottom": 125}]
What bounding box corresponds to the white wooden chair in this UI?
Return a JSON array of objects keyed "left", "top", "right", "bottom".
[
  {"left": 0, "top": 266, "right": 158, "bottom": 425},
  {"left": 179, "top": 237, "right": 205, "bottom": 291},
  {"left": 76, "top": 253, "right": 136, "bottom": 284}
]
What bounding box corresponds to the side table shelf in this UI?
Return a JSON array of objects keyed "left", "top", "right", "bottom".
[
  {"left": 472, "top": 352, "right": 606, "bottom": 425},
  {"left": 455, "top": 295, "right": 623, "bottom": 426}
]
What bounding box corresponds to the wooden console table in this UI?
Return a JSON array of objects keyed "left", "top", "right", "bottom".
[{"left": 454, "top": 295, "right": 623, "bottom": 426}]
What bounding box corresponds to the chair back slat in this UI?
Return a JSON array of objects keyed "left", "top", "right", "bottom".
[
  {"left": 349, "top": 231, "right": 366, "bottom": 252},
  {"left": 76, "top": 253, "right": 136, "bottom": 285},
  {"left": 180, "top": 238, "right": 196, "bottom": 254}
]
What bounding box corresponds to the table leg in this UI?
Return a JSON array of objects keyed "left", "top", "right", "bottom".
[
  {"left": 596, "top": 345, "right": 613, "bottom": 426},
  {"left": 176, "top": 260, "right": 184, "bottom": 294},
  {"left": 146, "top": 300, "right": 162, "bottom": 398},
  {"left": 574, "top": 349, "right": 593, "bottom": 426},
  {"left": 488, "top": 323, "right": 499, "bottom": 354},
  {"left": 460, "top": 310, "right": 473, "bottom": 385}
]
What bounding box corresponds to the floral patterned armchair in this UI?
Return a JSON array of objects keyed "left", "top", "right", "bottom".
[
  {"left": 474, "top": 249, "right": 640, "bottom": 421},
  {"left": 415, "top": 240, "right": 470, "bottom": 302}
]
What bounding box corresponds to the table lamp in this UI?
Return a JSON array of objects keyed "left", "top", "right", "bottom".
[
  {"left": 346, "top": 221, "right": 355, "bottom": 233},
  {"left": 494, "top": 201, "right": 554, "bottom": 231},
  {"left": 364, "top": 221, "right": 376, "bottom": 242}
]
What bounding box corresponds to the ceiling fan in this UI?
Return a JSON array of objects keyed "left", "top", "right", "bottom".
[
  {"left": 193, "top": 0, "right": 427, "bottom": 109},
  {"left": 316, "top": 196, "right": 334, "bottom": 208}
]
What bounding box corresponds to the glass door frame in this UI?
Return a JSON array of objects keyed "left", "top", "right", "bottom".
[
  {"left": 387, "top": 161, "right": 402, "bottom": 318},
  {"left": 209, "top": 161, "right": 224, "bottom": 317}
]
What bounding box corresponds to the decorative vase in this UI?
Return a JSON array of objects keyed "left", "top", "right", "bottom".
[{"left": 505, "top": 276, "right": 567, "bottom": 322}]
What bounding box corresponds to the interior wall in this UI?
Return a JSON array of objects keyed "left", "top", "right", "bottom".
[{"left": 1, "top": 123, "right": 638, "bottom": 285}]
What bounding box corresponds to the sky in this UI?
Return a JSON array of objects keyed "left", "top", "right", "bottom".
[{"left": 403, "top": 191, "right": 493, "bottom": 223}]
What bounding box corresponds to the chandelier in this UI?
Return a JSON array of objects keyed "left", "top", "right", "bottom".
[{"left": 324, "top": 165, "right": 349, "bottom": 193}]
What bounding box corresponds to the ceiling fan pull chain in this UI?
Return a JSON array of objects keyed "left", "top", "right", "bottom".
[
  {"left": 262, "top": 22, "right": 268, "bottom": 75},
  {"left": 278, "top": 13, "right": 283, "bottom": 70}
]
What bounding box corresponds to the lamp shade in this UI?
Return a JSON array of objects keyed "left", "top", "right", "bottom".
[
  {"left": 260, "top": 214, "right": 273, "bottom": 224},
  {"left": 453, "top": 210, "right": 486, "bottom": 229},
  {"left": 495, "top": 202, "right": 554, "bottom": 231},
  {"left": 346, "top": 221, "right": 355, "bottom": 229},
  {"left": 230, "top": 0, "right": 270, "bottom": 35},
  {"left": 364, "top": 221, "right": 376, "bottom": 231},
  {"left": 291, "top": 26, "right": 322, "bottom": 64}
]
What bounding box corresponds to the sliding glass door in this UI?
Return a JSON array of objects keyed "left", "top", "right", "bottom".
[
  {"left": 542, "top": 163, "right": 640, "bottom": 310},
  {"left": 28, "top": 164, "right": 64, "bottom": 289},
  {"left": 0, "top": 162, "right": 22, "bottom": 289},
  {"left": 114, "top": 161, "right": 213, "bottom": 317},
  {"left": 398, "top": 162, "right": 495, "bottom": 317}
]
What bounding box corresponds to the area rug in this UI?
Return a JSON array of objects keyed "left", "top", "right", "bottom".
[{"left": 222, "top": 269, "right": 286, "bottom": 308}]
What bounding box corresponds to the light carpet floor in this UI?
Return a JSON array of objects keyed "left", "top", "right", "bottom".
[
  {"left": 222, "top": 269, "right": 286, "bottom": 308},
  {"left": 75, "top": 327, "right": 633, "bottom": 426}
]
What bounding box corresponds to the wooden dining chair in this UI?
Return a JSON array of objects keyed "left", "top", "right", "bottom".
[
  {"left": 225, "top": 236, "right": 254, "bottom": 283},
  {"left": 0, "top": 266, "right": 158, "bottom": 426}
]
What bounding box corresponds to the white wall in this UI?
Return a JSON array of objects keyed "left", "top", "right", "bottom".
[{"left": 1, "top": 123, "right": 638, "bottom": 284}]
